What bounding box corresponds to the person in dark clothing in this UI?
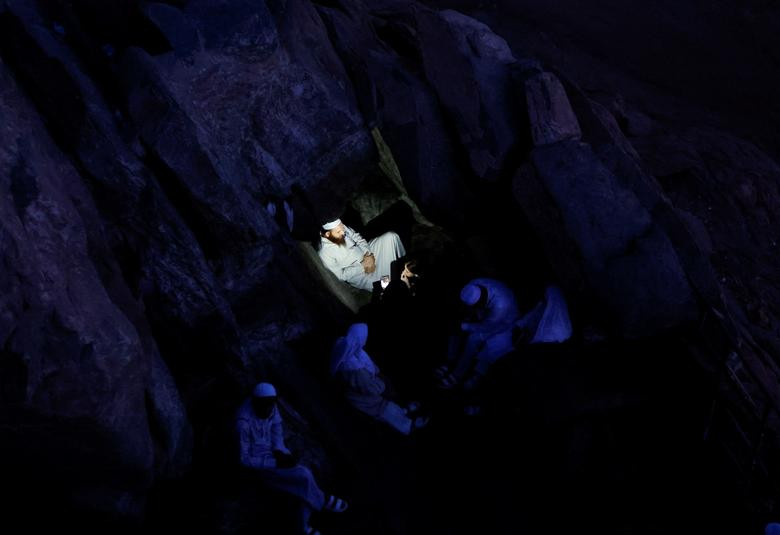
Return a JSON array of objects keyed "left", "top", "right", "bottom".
[
  {"left": 371, "top": 257, "right": 420, "bottom": 307},
  {"left": 366, "top": 257, "right": 446, "bottom": 397}
]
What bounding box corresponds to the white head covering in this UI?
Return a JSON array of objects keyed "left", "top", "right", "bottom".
[
  {"left": 252, "top": 382, "right": 277, "bottom": 398},
  {"left": 322, "top": 218, "right": 342, "bottom": 231},
  {"left": 330, "top": 323, "right": 378, "bottom": 375}
]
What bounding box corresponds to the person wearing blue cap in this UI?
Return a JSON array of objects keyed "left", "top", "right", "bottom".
[
  {"left": 436, "top": 278, "right": 520, "bottom": 390},
  {"left": 236, "top": 382, "right": 348, "bottom": 535}
]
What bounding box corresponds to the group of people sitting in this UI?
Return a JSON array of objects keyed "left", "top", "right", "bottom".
[{"left": 236, "top": 216, "right": 573, "bottom": 534}]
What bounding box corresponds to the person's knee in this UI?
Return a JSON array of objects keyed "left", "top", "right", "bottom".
[
  {"left": 295, "top": 465, "right": 314, "bottom": 479},
  {"left": 382, "top": 231, "right": 400, "bottom": 240}
]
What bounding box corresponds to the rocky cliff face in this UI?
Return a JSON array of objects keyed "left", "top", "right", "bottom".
[
  {"left": 426, "top": 0, "right": 780, "bottom": 518},
  {"left": 0, "top": 0, "right": 778, "bottom": 531}
]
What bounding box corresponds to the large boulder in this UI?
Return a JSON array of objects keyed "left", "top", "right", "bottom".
[
  {"left": 317, "top": 0, "right": 471, "bottom": 228},
  {"left": 0, "top": 57, "right": 176, "bottom": 519},
  {"left": 516, "top": 139, "right": 698, "bottom": 336},
  {"left": 524, "top": 71, "right": 582, "bottom": 146},
  {"left": 415, "top": 8, "right": 522, "bottom": 181},
  {"left": 0, "top": 0, "right": 364, "bottom": 524},
  {"left": 122, "top": 0, "right": 376, "bottom": 298},
  {"left": 632, "top": 126, "right": 780, "bottom": 364}
]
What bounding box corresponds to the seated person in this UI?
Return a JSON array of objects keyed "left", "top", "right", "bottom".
[
  {"left": 236, "top": 382, "right": 348, "bottom": 535},
  {"left": 368, "top": 258, "right": 441, "bottom": 396},
  {"left": 318, "top": 218, "right": 405, "bottom": 291},
  {"left": 330, "top": 323, "right": 428, "bottom": 435},
  {"left": 436, "top": 278, "right": 520, "bottom": 390},
  {"left": 514, "top": 285, "right": 572, "bottom": 344},
  {"left": 371, "top": 257, "right": 421, "bottom": 305}
]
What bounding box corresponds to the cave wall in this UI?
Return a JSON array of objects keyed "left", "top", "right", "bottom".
[{"left": 0, "top": 0, "right": 778, "bottom": 526}]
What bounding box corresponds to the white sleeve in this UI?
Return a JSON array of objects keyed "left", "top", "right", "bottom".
[
  {"left": 319, "top": 247, "right": 348, "bottom": 281},
  {"left": 344, "top": 226, "right": 371, "bottom": 256},
  {"left": 237, "top": 419, "right": 262, "bottom": 469}
]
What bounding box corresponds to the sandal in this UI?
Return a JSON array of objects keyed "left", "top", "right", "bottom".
[
  {"left": 324, "top": 495, "right": 349, "bottom": 513},
  {"left": 434, "top": 365, "right": 450, "bottom": 378},
  {"left": 404, "top": 401, "right": 421, "bottom": 414},
  {"left": 411, "top": 415, "right": 430, "bottom": 431},
  {"left": 437, "top": 373, "right": 458, "bottom": 389}
]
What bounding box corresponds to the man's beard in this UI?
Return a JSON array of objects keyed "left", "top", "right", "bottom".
[{"left": 326, "top": 235, "right": 346, "bottom": 246}]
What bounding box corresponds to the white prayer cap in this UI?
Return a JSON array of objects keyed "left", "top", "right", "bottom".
[
  {"left": 252, "top": 382, "right": 277, "bottom": 398},
  {"left": 322, "top": 218, "right": 342, "bottom": 231}
]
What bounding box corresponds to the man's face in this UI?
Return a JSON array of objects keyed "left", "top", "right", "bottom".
[
  {"left": 324, "top": 223, "right": 346, "bottom": 244},
  {"left": 251, "top": 397, "right": 276, "bottom": 419}
]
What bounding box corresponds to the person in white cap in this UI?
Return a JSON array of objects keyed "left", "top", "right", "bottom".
[
  {"left": 436, "top": 278, "right": 519, "bottom": 390},
  {"left": 236, "top": 382, "right": 348, "bottom": 535},
  {"left": 330, "top": 323, "right": 429, "bottom": 435},
  {"left": 318, "top": 218, "right": 405, "bottom": 291}
]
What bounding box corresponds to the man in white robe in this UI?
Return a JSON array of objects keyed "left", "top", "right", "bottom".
[
  {"left": 236, "top": 382, "right": 348, "bottom": 535},
  {"left": 317, "top": 218, "right": 405, "bottom": 291},
  {"left": 330, "top": 323, "right": 428, "bottom": 435}
]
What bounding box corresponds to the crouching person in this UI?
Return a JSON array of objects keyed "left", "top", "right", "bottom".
[
  {"left": 330, "top": 323, "right": 429, "bottom": 435},
  {"left": 436, "top": 278, "right": 519, "bottom": 391},
  {"left": 236, "top": 382, "right": 348, "bottom": 535}
]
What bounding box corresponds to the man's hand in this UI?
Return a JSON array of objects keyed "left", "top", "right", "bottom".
[
  {"left": 400, "top": 265, "right": 415, "bottom": 288},
  {"left": 362, "top": 253, "right": 376, "bottom": 274}
]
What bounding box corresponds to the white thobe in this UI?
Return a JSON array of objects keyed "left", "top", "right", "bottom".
[{"left": 318, "top": 225, "right": 405, "bottom": 291}]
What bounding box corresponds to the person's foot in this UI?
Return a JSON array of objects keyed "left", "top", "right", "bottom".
[
  {"left": 404, "top": 401, "right": 421, "bottom": 415},
  {"left": 411, "top": 415, "right": 430, "bottom": 432},
  {"left": 323, "top": 495, "right": 349, "bottom": 513},
  {"left": 437, "top": 373, "right": 458, "bottom": 389}
]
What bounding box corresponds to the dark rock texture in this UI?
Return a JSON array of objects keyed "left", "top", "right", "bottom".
[
  {"left": 0, "top": 0, "right": 778, "bottom": 532},
  {"left": 425, "top": 0, "right": 780, "bottom": 522},
  {"left": 317, "top": 0, "right": 473, "bottom": 228},
  {"left": 523, "top": 138, "right": 698, "bottom": 335},
  {"left": 524, "top": 71, "right": 581, "bottom": 146},
  {"left": 0, "top": 54, "right": 187, "bottom": 518},
  {"left": 415, "top": 8, "right": 521, "bottom": 181}
]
